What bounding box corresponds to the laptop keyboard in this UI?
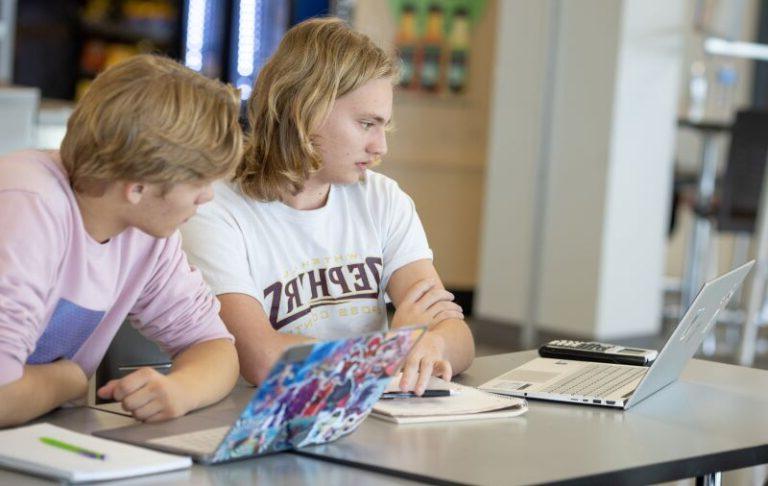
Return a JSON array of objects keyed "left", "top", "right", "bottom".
[
  {"left": 542, "top": 363, "right": 647, "bottom": 398},
  {"left": 147, "top": 425, "right": 231, "bottom": 455}
]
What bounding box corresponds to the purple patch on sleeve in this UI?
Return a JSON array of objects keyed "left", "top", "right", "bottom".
[{"left": 27, "top": 298, "right": 106, "bottom": 364}]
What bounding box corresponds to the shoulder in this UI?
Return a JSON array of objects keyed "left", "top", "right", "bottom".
[
  {"left": 117, "top": 231, "right": 196, "bottom": 284},
  {"left": 212, "top": 179, "right": 244, "bottom": 202},
  {"left": 181, "top": 182, "right": 250, "bottom": 247},
  {"left": 195, "top": 181, "right": 250, "bottom": 223},
  {"left": 0, "top": 150, "right": 73, "bottom": 221},
  {"left": 337, "top": 170, "right": 409, "bottom": 206},
  {"left": 361, "top": 170, "right": 416, "bottom": 213},
  {"left": 203, "top": 180, "right": 290, "bottom": 226},
  {"left": 332, "top": 172, "right": 419, "bottom": 236},
  {"left": 0, "top": 150, "right": 70, "bottom": 198},
  {"left": 361, "top": 170, "right": 404, "bottom": 197}
]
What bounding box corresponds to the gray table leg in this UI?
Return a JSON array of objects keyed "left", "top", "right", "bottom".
[
  {"left": 738, "top": 153, "right": 768, "bottom": 366},
  {"left": 683, "top": 132, "right": 721, "bottom": 358},
  {"left": 682, "top": 132, "right": 720, "bottom": 312}
]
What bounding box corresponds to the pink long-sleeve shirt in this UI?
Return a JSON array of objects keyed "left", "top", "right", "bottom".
[{"left": 0, "top": 150, "right": 233, "bottom": 386}]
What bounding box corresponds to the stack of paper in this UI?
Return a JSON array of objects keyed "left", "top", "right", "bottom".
[
  {"left": 371, "top": 376, "right": 527, "bottom": 424},
  {"left": 0, "top": 423, "right": 191, "bottom": 483}
]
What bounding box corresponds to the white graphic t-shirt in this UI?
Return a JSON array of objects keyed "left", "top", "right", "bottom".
[{"left": 180, "top": 171, "right": 433, "bottom": 340}]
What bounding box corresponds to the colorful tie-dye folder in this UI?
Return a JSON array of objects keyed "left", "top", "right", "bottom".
[{"left": 95, "top": 327, "right": 424, "bottom": 464}]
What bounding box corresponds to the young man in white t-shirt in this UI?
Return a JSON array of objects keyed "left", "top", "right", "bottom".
[{"left": 181, "top": 18, "right": 475, "bottom": 395}]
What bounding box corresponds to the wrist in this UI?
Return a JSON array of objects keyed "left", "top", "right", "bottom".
[
  {"left": 166, "top": 372, "right": 201, "bottom": 414},
  {"left": 391, "top": 310, "right": 427, "bottom": 330},
  {"left": 425, "top": 329, "right": 447, "bottom": 357}
]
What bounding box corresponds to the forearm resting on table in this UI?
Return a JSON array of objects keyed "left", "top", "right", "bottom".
[
  {"left": 239, "top": 331, "right": 314, "bottom": 386},
  {"left": 217, "top": 293, "right": 315, "bottom": 386},
  {"left": 0, "top": 360, "right": 87, "bottom": 428},
  {"left": 165, "top": 338, "right": 239, "bottom": 411}
]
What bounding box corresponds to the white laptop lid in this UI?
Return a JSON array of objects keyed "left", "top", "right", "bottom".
[{"left": 625, "top": 260, "right": 754, "bottom": 408}]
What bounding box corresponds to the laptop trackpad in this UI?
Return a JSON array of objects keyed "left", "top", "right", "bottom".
[{"left": 500, "top": 369, "right": 561, "bottom": 384}]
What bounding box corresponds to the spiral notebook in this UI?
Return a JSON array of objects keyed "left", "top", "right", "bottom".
[
  {"left": 371, "top": 376, "right": 527, "bottom": 424},
  {"left": 0, "top": 423, "right": 191, "bottom": 483}
]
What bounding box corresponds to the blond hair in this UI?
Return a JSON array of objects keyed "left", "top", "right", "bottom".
[
  {"left": 60, "top": 54, "right": 243, "bottom": 194},
  {"left": 235, "top": 17, "right": 397, "bottom": 201}
]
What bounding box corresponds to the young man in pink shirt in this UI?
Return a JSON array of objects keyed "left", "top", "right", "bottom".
[{"left": 0, "top": 55, "right": 243, "bottom": 427}]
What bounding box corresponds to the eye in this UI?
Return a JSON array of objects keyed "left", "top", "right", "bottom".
[{"left": 360, "top": 121, "right": 374, "bottom": 130}]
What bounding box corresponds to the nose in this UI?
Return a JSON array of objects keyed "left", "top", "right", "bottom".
[{"left": 368, "top": 129, "right": 388, "bottom": 158}]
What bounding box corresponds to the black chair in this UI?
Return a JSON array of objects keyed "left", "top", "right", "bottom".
[
  {"left": 94, "top": 320, "right": 171, "bottom": 403},
  {"left": 711, "top": 110, "right": 768, "bottom": 360},
  {"left": 716, "top": 110, "right": 768, "bottom": 233}
]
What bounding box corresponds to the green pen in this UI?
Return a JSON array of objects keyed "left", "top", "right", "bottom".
[{"left": 39, "top": 436, "right": 106, "bottom": 461}]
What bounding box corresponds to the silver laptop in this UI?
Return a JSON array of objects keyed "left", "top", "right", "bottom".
[{"left": 480, "top": 261, "right": 754, "bottom": 410}]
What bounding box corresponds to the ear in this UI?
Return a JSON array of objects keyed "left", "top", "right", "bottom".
[{"left": 124, "top": 182, "right": 145, "bottom": 205}]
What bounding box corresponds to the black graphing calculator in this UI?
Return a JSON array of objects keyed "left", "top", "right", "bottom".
[{"left": 538, "top": 340, "right": 658, "bottom": 366}]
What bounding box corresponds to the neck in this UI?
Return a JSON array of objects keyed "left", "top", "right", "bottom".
[
  {"left": 281, "top": 178, "right": 331, "bottom": 210},
  {"left": 74, "top": 191, "right": 127, "bottom": 243}
]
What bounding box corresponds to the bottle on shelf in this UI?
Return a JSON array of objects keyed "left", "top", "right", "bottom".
[
  {"left": 395, "top": 3, "right": 418, "bottom": 89},
  {"left": 714, "top": 63, "right": 738, "bottom": 117},
  {"left": 447, "top": 7, "right": 469, "bottom": 93},
  {"left": 418, "top": 3, "right": 444, "bottom": 92},
  {"left": 687, "top": 60, "right": 708, "bottom": 122}
]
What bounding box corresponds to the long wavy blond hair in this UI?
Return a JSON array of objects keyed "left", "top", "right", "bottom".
[
  {"left": 235, "top": 17, "right": 397, "bottom": 201},
  {"left": 61, "top": 54, "right": 243, "bottom": 194}
]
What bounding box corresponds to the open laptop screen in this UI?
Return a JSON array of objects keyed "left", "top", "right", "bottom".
[{"left": 210, "top": 327, "right": 424, "bottom": 462}]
